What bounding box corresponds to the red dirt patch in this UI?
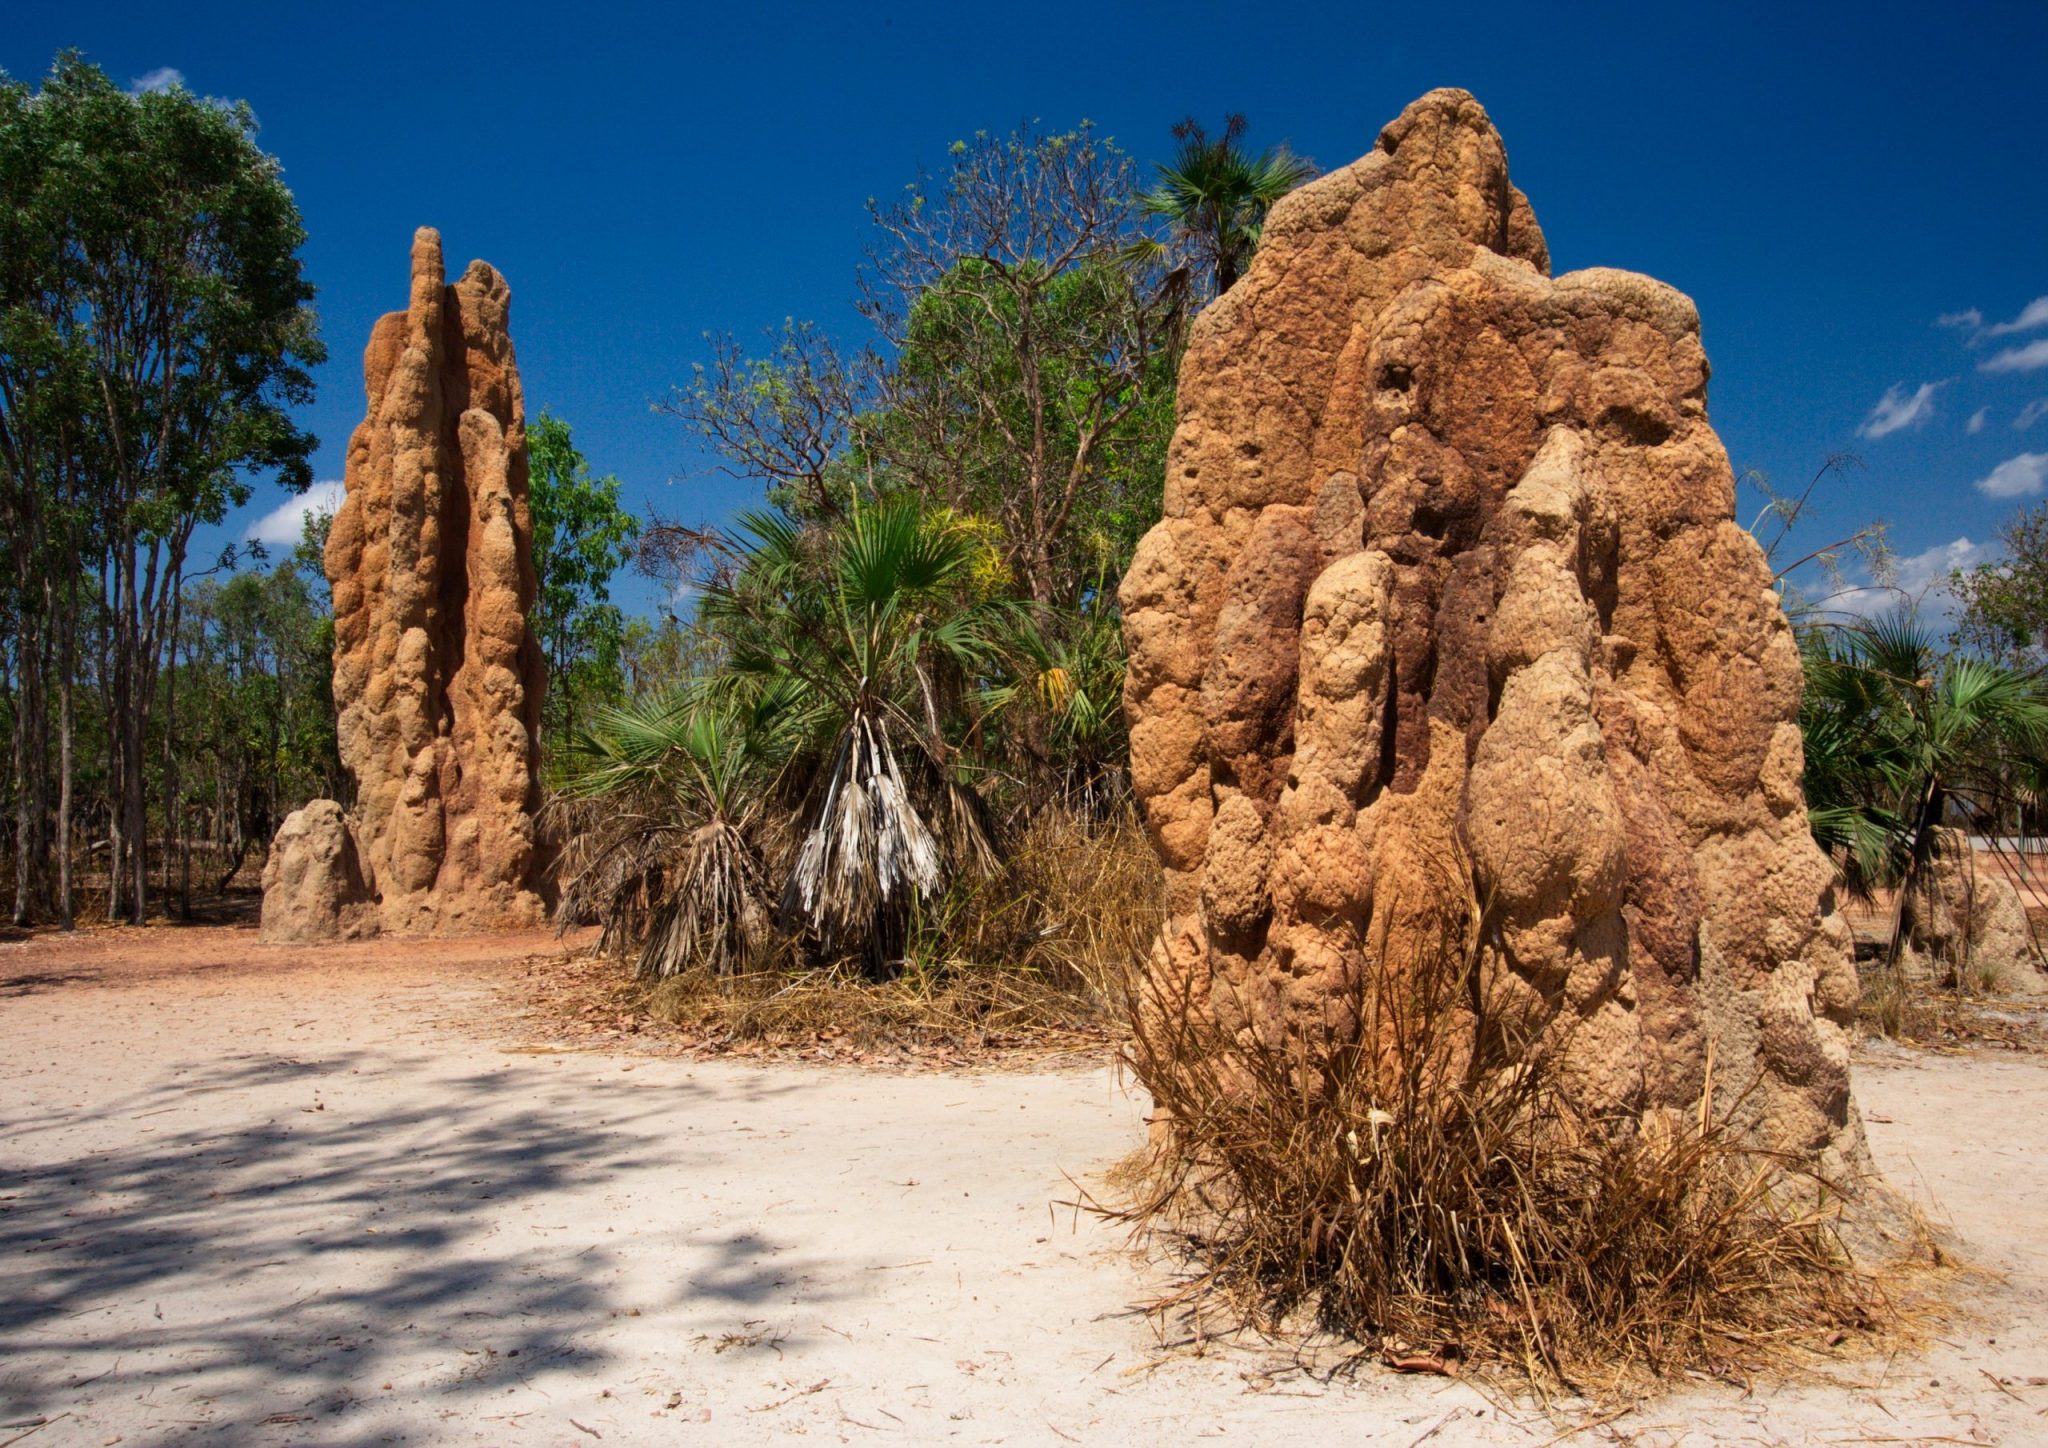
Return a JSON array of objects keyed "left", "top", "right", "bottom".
[{"left": 0, "top": 918, "right": 596, "bottom": 999}]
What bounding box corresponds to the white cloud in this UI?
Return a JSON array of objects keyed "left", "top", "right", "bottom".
[
  {"left": 1857, "top": 380, "right": 1945, "bottom": 439},
  {"left": 1896, "top": 537, "right": 1996, "bottom": 594},
  {"left": 1982, "top": 338, "right": 2048, "bottom": 374},
  {"left": 246, "top": 480, "right": 344, "bottom": 545},
  {"left": 2017, "top": 399, "right": 2048, "bottom": 431},
  {"left": 1985, "top": 296, "right": 2048, "bottom": 338},
  {"left": 1976, "top": 452, "right": 2048, "bottom": 499},
  {"left": 1938, "top": 308, "right": 1984, "bottom": 332},
  {"left": 1968, "top": 407, "right": 1990, "bottom": 434},
  {"left": 1831, "top": 536, "right": 1998, "bottom": 619},
  {"left": 129, "top": 66, "right": 185, "bottom": 94},
  {"left": 1892, "top": 536, "right": 1990, "bottom": 589}
]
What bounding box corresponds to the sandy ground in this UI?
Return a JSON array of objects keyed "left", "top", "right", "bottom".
[{"left": 4, "top": 927, "right": 2048, "bottom": 1446}]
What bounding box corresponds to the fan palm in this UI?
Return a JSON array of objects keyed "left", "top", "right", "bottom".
[
  {"left": 1141, "top": 114, "right": 1315, "bottom": 297},
  {"left": 1801, "top": 612, "right": 2048, "bottom": 967},
  {"left": 983, "top": 597, "right": 1130, "bottom": 814},
  {"left": 558, "top": 684, "right": 788, "bottom": 979},
  {"left": 704, "top": 497, "right": 1006, "bottom": 965}
]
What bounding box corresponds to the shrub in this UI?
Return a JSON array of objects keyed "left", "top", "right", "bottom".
[
  {"left": 633, "top": 804, "right": 1161, "bottom": 1052},
  {"left": 1105, "top": 926, "right": 1885, "bottom": 1391}
]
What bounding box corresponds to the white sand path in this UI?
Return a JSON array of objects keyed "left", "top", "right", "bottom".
[{"left": 3, "top": 928, "right": 2046, "bottom": 1446}]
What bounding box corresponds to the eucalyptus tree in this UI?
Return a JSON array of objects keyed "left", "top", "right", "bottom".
[
  {"left": 664, "top": 121, "right": 1186, "bottom": 615},
  {"left": 658, "top": 321, "right": 875, "bottom": 525},
  {"left": 173, "top": 558, "right": 340, "bottom": 894},
  {"left": 1950, "top": 501, "right": 2048, "bottom": 667},
  {"left": 860, "top": 122, "right": 1187, "bottom": 606},
  {"left": 0, "top": 54, "right": 322, "bottom": 922},
  {"left": 866, "top": 254, "right": 1178, "bottom": 606},
  {"left": 527, "top": 411, "right": 640, "bottom": 748},
  {"left": 0, "top": 67, "right": 96, "bottom": 922}
]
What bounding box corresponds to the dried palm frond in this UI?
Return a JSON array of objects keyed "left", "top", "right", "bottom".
[
  {"left": 633, "top": 818, "right": 770, "bottom": 979},
  {"left": 784, "top": 707, "right": 942, "bottom": 957}
]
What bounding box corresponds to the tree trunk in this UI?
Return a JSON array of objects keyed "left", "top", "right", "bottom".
[
  {"left": 1887, "top": 779, "right": 1948, "bottom": 970},
  {"left": 99, "top": 561, "right": 121, "bottom": 922},
  {"left": 110, "top": 542, "right": 150, "bottom": 926},
  {"left": 27, "top": 639, "right": 47, "bottom": 918},
  {"left": 161, "top": 588, "right": 184, "bottom": 917},
  {"left": 47, "top": 568, "right": 75, "bottom": 931},
  {"left": 117, "top": 579, "right": 148, "bottom": 926},
  {"left": 107, "top": 754, "right": 123, "bottom": 924},
  {"left": 10, "top": 648, "right": 29, "bottom": 927},
  {"left": 11, "top": 622, "right": 46, "bottom": 927},
  {"left": 125, "top": 709, "right": 147, "bottom": 924},
  {"left": 57, "top": 653, "right": 73, "bottom": 931},
  {"left": 9, "top": 463, "right": 44, "bottom": 926}
]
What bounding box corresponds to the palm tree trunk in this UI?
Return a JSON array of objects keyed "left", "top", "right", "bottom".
[{"left": 1886, "top": 778, "right": 1948, "bottom": 971}]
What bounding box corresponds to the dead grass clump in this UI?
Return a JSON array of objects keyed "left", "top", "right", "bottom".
[
  {"left": 1852, "top": 946, "right": 2048, "bottom": 1049},
  {"left": 641, "top": 960, "right": 1107, "bottom": 1054},
  {"left": 1107, "top": 939, "right": 1890, "bottom": 1394},
  {"left": 910, "top": 804, "right": 1163, "bottom": 1002},
  {"left": 1859, "top": 959, "right": 1943, "bottom": 1041},
  {"left": 606, "top": 805, "right": 1162, "bottom": 1056}
]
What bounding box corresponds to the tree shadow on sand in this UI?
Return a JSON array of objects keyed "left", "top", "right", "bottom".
[{"left": 0, "top": 1047, "right": 845, "bottom": 1445}]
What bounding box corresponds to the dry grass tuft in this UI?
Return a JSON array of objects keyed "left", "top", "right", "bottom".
[
  {"left": 543, "top": 804, "right": 1162, "bottom": 1060},
  {"left": 905, "top": 804, "right": 1163, "bottom": 1004},
  {"left": 1103, "top": 932, "right": 1900, "bottom": 1396},
  {"left": 1854, "top": 956, "right": 2045, "bottom": 1050},
  {"left": 1859, "top": 960, "right": 1939, "bottom": 1042},
  {"left": 640, "top": 960, "right": 1108, "bottom": 1055}
]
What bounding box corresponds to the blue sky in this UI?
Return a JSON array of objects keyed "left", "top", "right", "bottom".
[{"left": 8, "top": 0, "right": 2047, "bottom": 616}]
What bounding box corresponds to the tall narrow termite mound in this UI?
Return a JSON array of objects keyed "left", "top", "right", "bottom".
[{"left": 261, "top": 227, "right": 546, "bottom": 940}]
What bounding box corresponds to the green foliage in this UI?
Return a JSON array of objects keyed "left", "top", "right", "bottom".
[
  {"left": 578, "top": 117, "right": 1203, "bottom": 980},
  {"left": 863, "top": 121, "right": 1185, "bottom": 603},
  {"left": 1141, "top": 113, "right": 1315, "bottom": 297},
  {"left": 169, "top": 557, "right": 342, "bottom": 883},
  {"left": 564, "top": 496, "right": 1015, "bottom": 972},
  {"left": 1801, "top": 611, "right": 2048, "bottom": 964},
  {"left": 560, "top": 687, "right": 779, "bottom": 979},
  {"left": 865, "top": 255, "right": 1176, "bottom": 599},
  {"left": 527, "top": 410, "right": 640, "bottom": 748},
  {"left": 620, "top": 613, "right": 713, "bottom": 698},
  {"left": 292, "top": 507, "right": 334, "bottom": 613},
  {"left": 704, "top": 499, "right": 1007, "bottom": 960},
  {"left": 661, "top": 321, "right": 871, "bottom": 523},
  {"left": 982, "top": 595, "right": 1130, "bottom": 812},
  {"left": 664, "top": 121, "right": 1183, "bottom": 609},
  {"left": 1, "top": 54, "right": 324, "bottom": 507},
  {"left": 1951, "top": 501, "right": 2048, "bottom": 666},
  {"left": 0, "top": 51, "right": 323, "bottom": 921}
]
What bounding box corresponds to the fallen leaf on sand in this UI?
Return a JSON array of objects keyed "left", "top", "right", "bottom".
[{"left": 1381, "top": 1344, "right": 1462, "bottom": 1376}]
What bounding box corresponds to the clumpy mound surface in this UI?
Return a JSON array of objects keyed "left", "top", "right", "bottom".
[
  {"left": 265, "top": 227, "right": 547, "bottom": 941},
  {"left": 1122, "top": 88, "right": 1869, "bottom": 1177}
]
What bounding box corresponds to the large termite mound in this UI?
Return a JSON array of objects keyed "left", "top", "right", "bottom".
[
  {"left": 261, "top": 227, "right": 546, "bottom": 940},
  {"left": 1121, "top": 89, "right": 1873, "bottom": 1179}
]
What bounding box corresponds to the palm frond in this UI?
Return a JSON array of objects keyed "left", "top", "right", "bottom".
[{"left": 785, "top": 707, "right": 944, "bottom": 957}]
